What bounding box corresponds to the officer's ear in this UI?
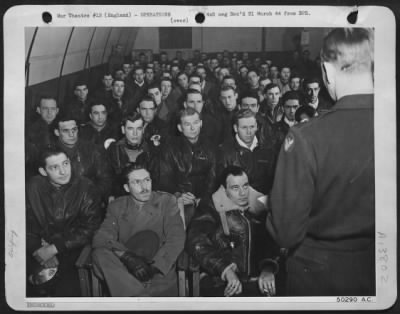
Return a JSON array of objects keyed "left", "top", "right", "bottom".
[
  {"left": 36, "top": 107, "right": 41, "bottom": 115},
  {"left": 38, "top": 167, "right": 48, "bottom": 177},
  {"left": 123, "top": 184, "right": 130, "bottom": 193},
  {"left": 121, "top": 125, "right": 126, "bottom": 135},
  {"left": 322, "top": 61, "right": 335, "bottom": 85},
  {"left": 183, "top": 102, "right": 188, "bottom": 109},
  {"left": 177, "top": 124, "right": 183, "bottom": 133},
  {"left": 54, "top": 128, "right": 60, "bottom": 137}
]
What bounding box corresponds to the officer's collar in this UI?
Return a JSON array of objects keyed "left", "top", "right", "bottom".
[{"left": 333, "top": 94, "right": 373, "bottom": 110}]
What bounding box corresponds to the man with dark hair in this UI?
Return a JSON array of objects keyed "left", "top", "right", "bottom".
[
  {"left": 160, "top": 77, "right": 180, "bottom": 116},
  {"left": 237, "top": 65, "right": 249, "bottom": 94},
  {"left": 183, "top": 89, "right": 222, "bottom": 146},
  {"left": 303, "top": 77, "right": 332, "bottom": 114},
  {"left": 53, "top": 114, "right": 113, "bottom": 202},
  {"left": 268, "top": 28, "right": 375, "bottom": 296},
  {"left": 79, "top": 100, "right": 120, "bottom": 149},
  {"left": 106, "top": 78, "right": 135, "bottom": 127},
  {"left": 108, "top": 44, "right": 124, "bottom": 74},
  {"left": 217, "top": 109, "right": 275, "bottom": 194},
  {"left": 272, "top": 90, "right": 301, "bottom": 151},
  {"left": 294, "top": 105, "right": 316, "bottom": 123},
  {"left": 108, "top": 112, "right": 149, "bottom": 178},
  {"left": 147, "top": 82, "right": 172, "bottom": 122},
  {"left": 289, "top": 72, "right": 302, "bottom": 91},
  {"left": 274, "top": 66, "right": 291, "bottom": 95},
  {"left": 269, "top": 65, "right": 279, "bottom": 81},
  {"left": 94, "top": 72, "right": 114, "bottom": 100},
  {"left": 127, "top": 66, "right": 147, "bottom": 108},
  {"left": 196, "top": 65, "right": 218, "bottom": 102},
  {"left": 137, "top": 96, "right": 169, "bottom": 146},
  {"left": 260, "top": 83, "right": 284, "bottom": 124},
  {"left": 239, "top": 92, "right": 274, "bottom": 150},
  {"left": 26, "top": 95, "right": 59, "bottom": 177},
  {"left": 159, "top": 107, "right": 217, "bottom": 224},
  {"left": 26, "top": 148, "right": 102, "bottom": 297},
  {"left": 64, "top": 80, "right": 91, "bottom": 125},
  {"left": 92, "top": 163, "right": 185, "bottom": 296},
  {"left": 186, "top": 165, "right": 283, "bottom": 297},
  {"left": 218, "top": 85, "right": 240, "bottom": 143},
  {"left": 245, "top": 69, "right": 261, "bottom": 99},
  {"left": 145, "top": 66, "right": 155, "bottom": 85}
]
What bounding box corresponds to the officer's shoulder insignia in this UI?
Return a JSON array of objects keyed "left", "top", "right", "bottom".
[{"left": 284, "top": 133, "right": 295, "bottom": 152}]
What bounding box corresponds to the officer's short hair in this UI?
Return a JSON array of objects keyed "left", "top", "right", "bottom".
[
  {"left": 121, "top": 112, "right": 144, "bottom": 128},
  {"left": 321, "top": 28, "right": 374, "bottom": 74},
  {"left": 233, "top": 109, "right": 257, "bottom": 127},
  {"left": 220, "top": 165, "right": 247, "bottom": 189},
  {"left": 38, "top": 147, "right": 68, "bottom": 169},
  {"left": 122, "top": 162, "right": 151, "bottom": 184},
  {"left": 178, "top": 107, "right": 202, "bottom": 124}
]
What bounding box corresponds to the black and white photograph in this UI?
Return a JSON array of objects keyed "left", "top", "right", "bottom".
[{"left": 4, "top": 5, "right": 397, "bottom": 311}]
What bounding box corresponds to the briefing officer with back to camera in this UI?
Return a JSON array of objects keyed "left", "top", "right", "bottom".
[{"left": 267, "top": 28, "right": 375, "bottom": 296}]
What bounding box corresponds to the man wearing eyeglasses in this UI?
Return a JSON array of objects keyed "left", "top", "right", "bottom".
[{"left": 92, "top": 163, "right": 185, "bottom": 296}]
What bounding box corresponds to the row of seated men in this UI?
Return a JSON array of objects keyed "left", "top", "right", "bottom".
[{"left": 25, "top": 54, "right": 333, "bottom": 297}]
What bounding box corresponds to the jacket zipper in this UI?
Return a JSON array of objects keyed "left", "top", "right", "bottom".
[{"left": 240, "top": 211, "right": 251, "bottom": 277}]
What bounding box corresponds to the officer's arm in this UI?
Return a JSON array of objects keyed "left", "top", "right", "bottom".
[{"left": 267, "top": 130, "right": 317, "bottom": 249}]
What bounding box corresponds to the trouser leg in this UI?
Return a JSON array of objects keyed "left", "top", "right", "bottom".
[{"left": 92, "top": 248, "right": 148, "bottom": 297}]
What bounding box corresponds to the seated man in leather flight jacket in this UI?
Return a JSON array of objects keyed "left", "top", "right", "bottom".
[
  {"left": 26, "top": 147, "right": 102, "bottom": 297},
  {"left": 186, "top": 165, "right": 284, "bottom": 297},
  {"left": 158, "top": 107, "right": 217, "bottom": 224}
]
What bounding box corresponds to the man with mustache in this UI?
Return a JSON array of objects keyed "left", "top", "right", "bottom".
[{"left": 92, "top": 163, "right": 185, "bottom": 296}]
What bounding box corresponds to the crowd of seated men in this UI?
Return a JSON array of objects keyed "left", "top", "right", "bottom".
[{"left": 25, "top": 48, "right": 333, "bottom": 297}]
